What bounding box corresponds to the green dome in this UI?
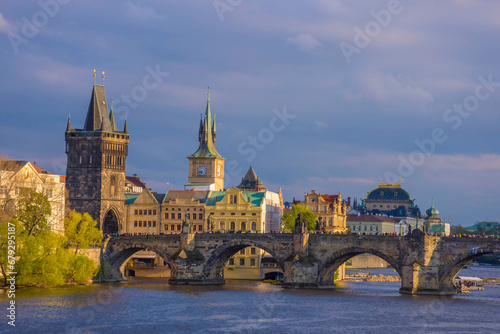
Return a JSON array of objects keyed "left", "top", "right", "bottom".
[
  {"left": 366, "top": 185, "right": 411, "bottom": 201},
  {"left": 426, "top": 205, "right": 439, "bottom": 217}
]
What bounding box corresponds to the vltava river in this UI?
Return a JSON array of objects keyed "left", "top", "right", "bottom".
[{"left": 1, "top": 267, "right": 500, "bottom": 333}]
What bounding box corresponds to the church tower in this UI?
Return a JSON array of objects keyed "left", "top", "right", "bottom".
[
  {"left": 185, "top": 91, "right": 225, "bottom": 191},
  {"left": 65, "top": 72, "right": 129, "bottom": 234}
]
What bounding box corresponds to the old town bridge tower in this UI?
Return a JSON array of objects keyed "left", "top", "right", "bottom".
[{"left": 65, "top": 74, "right": 129, "bottom": 234}]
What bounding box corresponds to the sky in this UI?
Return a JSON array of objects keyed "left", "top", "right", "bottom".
[{"left": 0, "top": 0, "right": 499, "bottom": 227}]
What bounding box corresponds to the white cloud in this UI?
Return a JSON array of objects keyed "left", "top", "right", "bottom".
[
  {"left": 126, "top": 1, "right": 159, "bottom": 20},
  {"left": 0, "top": 12, "right": 15, "bottom": 34},
  {"left": 314, "top": 120, "right": 328, "bottom": 127},
  {"left": 356, "top": 71, "right": 434, "bottom": 109},
  {"left": 286, "top": 33, "right": 322, "bottom": 52}
]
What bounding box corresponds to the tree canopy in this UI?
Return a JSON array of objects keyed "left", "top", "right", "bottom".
[
  {"left": 65, "top": 210, "right": 102, "bottom": 254},
  {"left": 281, "top": 204, "right": 317, "bottom": 232}
]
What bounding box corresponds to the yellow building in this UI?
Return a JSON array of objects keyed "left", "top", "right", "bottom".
[
  {"left": 124, "top": 187, "right": 162, "bottom": 235},
  {"left": 346, "top": 214, "right": 398, "bottom": 234},
  {"left": 161, "top": 190, "right": 208, "bottom": 234},
  {"left": 304, "top": 190, "right": 347, "bottom": 233}
]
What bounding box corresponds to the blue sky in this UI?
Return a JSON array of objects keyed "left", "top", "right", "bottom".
[{"left": 1, "top": 0, "right": 499, "bottom": 226}]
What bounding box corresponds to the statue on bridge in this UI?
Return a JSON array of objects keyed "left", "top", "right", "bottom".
[{"left": 295, "top": 213, "right": 308, "bottom": 234}]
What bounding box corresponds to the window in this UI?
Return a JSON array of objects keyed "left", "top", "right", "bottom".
[
  {"left": 375, "top": 226, "right": 379, "bottom": 231},
  {"left": 220, "top": 222, "right": 225, "bottom": 230},
  {"left": 134, "top": 221, "right": 137, "bottom": 227},
  {"left": 329, "top": 218, "right": 333, "bottom": 226},
  {"left": 230, "top": 221, "right": 235, "bottom": 230},
  {"left": 171, "top": 213, "right": 175, "bottom": 219},
  {"left": 171, "top": 225, "right": 175, "bottom": 230},
  {"left": 165, "top": 225, "right": 168, "bottom": 231},
  {"left": 135, "top": 210, "right": 138, "bottom": 215},
  {"left": 241, "top": 222, "right": 246, "bottom": 231},
  {"left": 239, "top": 259, "right": 245, "bottom": 266},
  {"left": 0, "top": 186, "right": 6, "bottom": 195},
  {"left": 231, "top": 213, "right": 235, "bottom": 216},
  {"left": 250, "top": 259, "right": 256, "bottom": 266},
  {"left": 148, "top": 221, "right": 152, "bottom": 227},
  {"left": 252, "top": 213, "right": 256, "bottom": 216},
  {"left": 241, "top": 213, "right": 246, "bottom": 216},
  {"left": 370, "top": 226, "right": 373, "bottom": 231},
  {"left": 139, "top": 221, "right": 142, "bottom": 227},
  {"left": 177, "top": 225, "right": 181, "bottom": 231},
  {"left": 229, "top": 258, "right": 234, "bottom": 266},
  {"left": 139, "top": 210, "right": 143, "bottom": 215},
  {"left": 250, "top": 248, "right": 256, "bottom": 255},
  {"left": 364, "top": 226, "right": 367, "bottom": 231},
  {"left": 186, "top": 213, "right": 190, "bottom": 219},
  {"left": 199, "top": 213, "right": 203, "bottom": 220},
  {"left": 198, "top": 225, "right": 202, "bottom": 232},
  {"left": 177, "top": 213, "right": 181, "bottom": 219},
  {"left": 251, "top": 222, "right": 256, "bottom": 231},
  {"left": 240, "top": 249, "right": 245, "bottom": 255},
  {"left": 148, "top": 210, "right": 152, "bottom": 215}
]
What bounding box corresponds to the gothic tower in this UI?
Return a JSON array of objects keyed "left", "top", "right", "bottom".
[
  {"left": 185, "top": 91, "right": 225, "bottom": 191},
  {"left": 65, "top": 74, "right": 129, "bottom": 234}
]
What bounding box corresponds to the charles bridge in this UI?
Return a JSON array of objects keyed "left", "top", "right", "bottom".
[{"left": 101, "top": 229, "right": 500, "bottom": 295}]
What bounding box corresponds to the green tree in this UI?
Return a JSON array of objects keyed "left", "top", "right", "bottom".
[
  {"left": 16, "top": 189, "right": 51, "bottom": 236},
  {"left": 64, "top": 210, "right": 102, "bottom": 254},
  {"left": 451, "top": 224, "right": 469, "bottom": 235},
  {"left": 281, "top": 204, "right": 317, "bottom": 232}
]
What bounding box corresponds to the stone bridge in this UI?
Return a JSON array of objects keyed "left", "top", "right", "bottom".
[{"left": 100, "top": 230, "right": 500, "bottom": 295}]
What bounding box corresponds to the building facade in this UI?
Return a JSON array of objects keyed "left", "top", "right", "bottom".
[
  {"left": 303, "top": 190, "right": 347, "bottom": 233},
  {"left": 65, "top": 78, "right": 129, "bottom": 234},
  {"left": 0, "top": 160, "right": 65, "bottom": 233}
]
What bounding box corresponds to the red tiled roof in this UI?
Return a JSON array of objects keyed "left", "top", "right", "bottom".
[
  {"left": 126, "top": 176, "right": 146, "bottom": 188},
  {"left": 59, "top": 175, "right": 66, "bottom": 183},
  {"left": 347, "top": 214, "right": 397, "bottom": 223}
]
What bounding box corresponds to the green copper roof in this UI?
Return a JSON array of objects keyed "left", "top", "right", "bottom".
[
  {"left": 188, "top": 95, "right": 225, "bottom": 160},
  {"left": 206, "top": 191, "right": 226, "bottom": 206},
  {"left": 125, "top": 194, "right": 139, "bottom": 204},
  {"left": 242, "top": 192, "right": 265, "bottom": 207},
  {"left": 426, "top": 205, "right": 439, "bottom": 217}
]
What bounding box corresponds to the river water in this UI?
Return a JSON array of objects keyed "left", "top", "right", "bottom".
[{"left": 2, "top": 267, "right": 500, "bottom": 334}]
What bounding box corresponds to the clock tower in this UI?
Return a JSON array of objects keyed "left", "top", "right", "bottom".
[{"left": 185, "top": 91, "right": 225, "bottom": 191}]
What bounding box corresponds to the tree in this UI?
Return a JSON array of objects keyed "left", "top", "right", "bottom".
[
  {"left": 450, "top": 224, "right": 469, "bottom": 235},
  {"left": 64, "top": 210, "right": 102, "bottom": 254},
  {"left": 16, "top": 189, "right": 51, "bottom": 236},
  {"left": 281, "top": 204, "right": 317, "bottom": 232}
]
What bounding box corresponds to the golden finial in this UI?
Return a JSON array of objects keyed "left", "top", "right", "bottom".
[
  {"left": 93, "top": 69, "right": 96, "bottom": 84},
  {"left": 102, "top": 71, "right": 105, "bottom": 85}
]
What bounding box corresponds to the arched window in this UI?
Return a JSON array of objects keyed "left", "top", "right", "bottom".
[
  {"left": 220, "top": 222, "right": 225, "bottom": 230},
  {"left": 110, "top": 176, "right": 116, "bottom": 196},
  {"left": 251, "top": 222, "right": 256, "bottom": 231},
  {"left": 230, "top": 221, "right": 235, "bottom": 230},
  {"left": 241, "top": 222, "right": 246, "bottom": 231}
]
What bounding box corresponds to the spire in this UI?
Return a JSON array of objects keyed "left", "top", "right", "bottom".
[
  {"left": 83, "top": 80, "right": 112, "bottom": 131},
  {"left": 124, "top": 118, "right": 128, "bottom": 134},
  {"left": 66, "top": 110, "right": 72, "bottom": 132},
  {"left": 188, "top": 89, "right": 224, "bottom": 159},
  {"left": 237, "top": 166, "right": 265, "bottom": 191},
  {"left": 198, "top": 114, "right": 203, "bottom": 142},
  {"left": 212, "top": 114, "right": 217, "bottom": 142},
  {"left": 109, "top": 100, "right": 117, "bottom": 131}
]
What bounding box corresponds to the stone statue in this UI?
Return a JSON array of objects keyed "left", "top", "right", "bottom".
[{"left": 295, "top": 213, "right": 302, "bottom": 233}]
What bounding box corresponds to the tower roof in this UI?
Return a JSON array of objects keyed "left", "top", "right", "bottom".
[
  {"left": 83, "top": 84, "right": 114, "bottom": 131},
  {"left": 237, "top": 166, "right": 265, "bottom": 190},
  {"left": 188, "top": 92, "right": 224, "bottom": 159}
]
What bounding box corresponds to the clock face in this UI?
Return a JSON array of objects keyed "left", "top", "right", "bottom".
[
  {"left": 197, "top": 165, "right": 207, "bottom": 176},
  {"left": 217, "top": 165, "right": 221, "bottom": 176}
]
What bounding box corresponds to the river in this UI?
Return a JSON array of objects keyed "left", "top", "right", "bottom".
[{"left": 1, "top": 266, "right": 500, "bottom": 333}]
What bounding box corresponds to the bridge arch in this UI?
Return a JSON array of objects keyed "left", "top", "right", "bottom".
[
  {"left": 202, "top": 239, "right": 286, "bottom": 281},
  {"left": 104, "top": 241, "right": 176, "bottom": 281},
  {"left": 317, "top": 247, "right": 402, "bottom": 286},
  {"left": 439, "top": 246, "right": 499, "bottom": 288}
]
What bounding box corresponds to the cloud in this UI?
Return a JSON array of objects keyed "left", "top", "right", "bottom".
[
  {"left": 126, "top": 1, "right": 159, "bottom": 20},
  {"left": 306, "top": 176, "right": 374, "bottom": 186},
  {"left": 314, "top": 120, "right": 328, "bottom": 127},
  {"left": 286, "top": 33, "right": 322, "bottom": 52},
  {"left": 426, "top": 154, "right": 500, "bottom": 172},
  {"left": 0, "top": 12, "right": 15, "bottom": 34},
  {"left": 356, "top": 71, "right": 434, "bottom": 109}
]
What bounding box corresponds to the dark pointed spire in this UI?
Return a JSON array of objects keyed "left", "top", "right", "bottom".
[
  {"left": 109, "top": 100, "right": 117, "bottom": 131},
  {"left": 124, "top": 118, "right": 128, "bottom": 134},
  {"left": 237, "top": 166, "right": 265, "bottom": 191},
  {"left": 83, "top": 82, "right": 112, "bottom": 131},
  {"left": 198, "top": 114, "right": 203, "bottom": 142}
]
